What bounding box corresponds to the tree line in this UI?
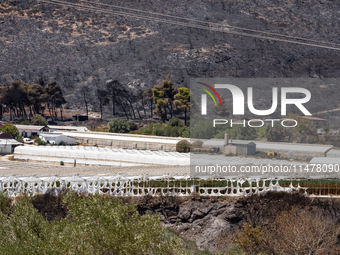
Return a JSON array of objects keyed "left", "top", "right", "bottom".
[
  {"left": 81, "top": 74, "right": 191, "bottom": 124},
  {"left": 0, "top": 78, "right": 66, "bottom": 121},
  {"left": 1, "top": 74, "right": 192, "bottom": 124}
]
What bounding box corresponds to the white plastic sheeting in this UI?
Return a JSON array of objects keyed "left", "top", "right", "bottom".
[
  {"left": 0, "top": 175, "right": 310, "bottom": 197},
  {"left": 191, "top": 153, "right": 307, "bottom": 166},
  {"left": 326, "top": 149, "right": 340, "bottom": 158},
  {"left": 14, "top": 146, "right": 190, "bottom": 166},
  {"left": 310, "top": 157, "right": 340, "bottom": 164},
  {"left": 61, "top": 131, "right": 186, "bottom": 144},
  {"left": 48, "top": 126, "right": 89, "bottom": 132}
]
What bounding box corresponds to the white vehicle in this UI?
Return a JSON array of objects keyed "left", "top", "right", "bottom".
[
  {"left": 317, "top": 129, "right": 325, "bottom": 135},
  {"left": 23, "top": 138, "right": 33, "bottom": 144}
]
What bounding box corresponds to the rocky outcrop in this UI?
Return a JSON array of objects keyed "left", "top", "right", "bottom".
[{"left": 130, "top": 193, "right": 340, "bottom": 252}]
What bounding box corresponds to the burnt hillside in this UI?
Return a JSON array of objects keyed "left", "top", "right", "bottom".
[{"left": 1, "top": 0, "right": 340, "bottom": 108}]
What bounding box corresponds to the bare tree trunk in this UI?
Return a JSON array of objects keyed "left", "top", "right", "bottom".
[
  {"left": 141, "top": 101, "right": 146, "bottom": 118},
  {"left": 29, "top": 106, "right": 33, "bottom": 119},
  {"left": 85, "top": 100, "right": 88, "bottom": 116},
  {"left": 112, "top": 92, "right": 116, "bottom": 116},
  {"left": 100, "top": 104, "right": 103, "bottom": 120},
  {"left": 137, "top": 106, "right": 142, "bottom": 119},
  {"left": 117, "top": 97, "right": 129, "bottom": 119},
  {"left": 150, "top": 102, "right": 153, "bottom": 118},
  {"left": 21, "top": 101, "right": 27, "bottom": 120},
  {"left": 127, "top": 99, "right": 136, "bottom": 119},
  {"left": 48, "top": 103, "right": 53, "bottom": 121}
]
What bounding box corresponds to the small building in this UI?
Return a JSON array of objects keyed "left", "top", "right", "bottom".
[
  {"left": 0, "top": 133, "right": 23, "bottom": 153},
  {"left": 38, "top": 132, "right": 76, "bottom": 145},
  {"left": 72, "top": 115, "right": 89, "bottom": 122},
  {"left": 16, "top": 125, "right": 47, "bottom": 138},
  {"left": 225, "top": 141, "right": 256, "bottom": 155},
  {"left": 223, "top": 133, "right": 256, "bottom": 156}
]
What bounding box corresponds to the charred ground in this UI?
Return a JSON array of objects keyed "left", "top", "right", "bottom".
[{"left": 1, "top": 0, "right": 340, "bottom": 114}]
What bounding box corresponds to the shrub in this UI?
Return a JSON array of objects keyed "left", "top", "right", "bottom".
[
  {"left": 129, "top": 130, "right": 145, "bottom": 135},
  {"left": 0, "top": 192, "right": 11, "bottom": 215},
  {"left": 190, "top": 120, "right": 216, "bottom": 139},
  {"left": 258, "top": 127, "right": 265, "bottom": 138},
  {"left": 60, "top": 192, "right": 169, "bottom": 254},
  {"left": 35, "top": 137, "right": 46, "bottom": 146},
  {"left": 265, "top": 123, "right": 285, "bottom": 142},
  {"left": 139, "top": 124, "right": 153, "bottom": 135},
  {"left": 169, "top": 126, "right": 181, "bottom": 137},
  {"left": 233, "top": 206, "right": 340, "bottom": 255},
  {"left": 108, "top": 118, "right": 130, "bottom": 133},
  {"left": 163, "top": 126, "right": 180, "bottom": 137},
  {"left": 32, "top": 114, "right": 48, "bottom": 126},
  {"left": 92, "top": 127, "right": 108, "bottom": 132},
  {"left": 60, "top": 161, "right": 64, "bottom": 166},
  {"left": 214, "top": 128, "right": 238, "bottom": 139},
  {"left": 224, "top": 245, "right": 248, "bottom": 255},
  {"left": 176, "top": 140, "right": 190, "bottom": 153},
  {"left": 162, "top": 126, "right": 171, "bottom": 137},
  {"left": 236, "top": 126, "right": 258, "bottom": 140},
  {"left": 0, "top": 192, "right": 185, "bottom": 254},
  {"left": 265, "top": 207, "right": 340, "bottom": 254},
  {"left": 324, "top": 133, "right": 331, "bottom": 141},
  {"left": 153, "top": 123, "right": 165, "bottom": 136},
  {"left": 168, "top": 117, "right": 184, "bottom": 127},
  {"left": 128, "top": 122, "right": 138, "bottom": 131},
  {"left": 179, "top": 126, "right": 190, "bottom": 138},
  {"left": 233, "top": 223, "right": 265, "bottom": 254},
  {"left": 138, "top": 121, "right": 189, "bottom": 138},
  {"left": 16, "top": 136, "right": 24, "bottom": 143},
  {"left": 20, "top": 120, "right": 30, "bottom": 125}
]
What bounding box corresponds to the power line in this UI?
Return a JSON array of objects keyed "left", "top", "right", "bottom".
[
  {"left": 37, "top": 0, "right": 340, "bottom": 51},
  {"left": 78, "top": 0, "right": 340, "bottom": 48}
]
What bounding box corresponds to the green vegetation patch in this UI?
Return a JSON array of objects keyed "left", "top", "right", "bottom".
[{"left": 0, "top": 192, "right": 188, "bottom": 255}]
